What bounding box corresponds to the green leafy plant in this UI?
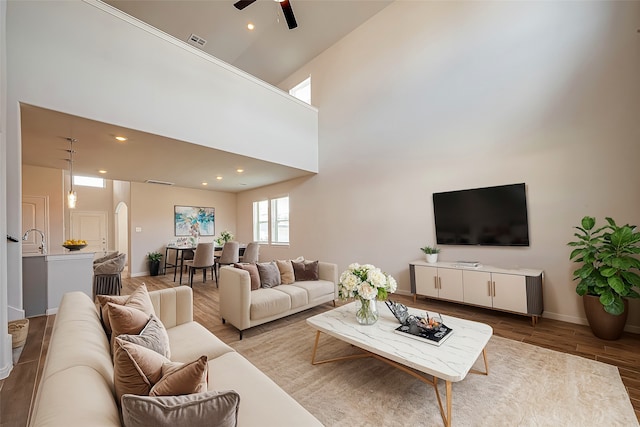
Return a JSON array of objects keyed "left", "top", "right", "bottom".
[
  {"left": 568, "top": 216, "right": 640, "bottom": 315},
  {"left": 420, "top": 246, "right": 441, "bottom": 255},
  {"left": 147, "top": 251, "right": 162, "bottom": 262}
]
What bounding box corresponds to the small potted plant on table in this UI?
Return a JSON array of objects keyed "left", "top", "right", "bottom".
[
  {"left": 420, "top": 245, "right": 441, "bottom": 264},
  {"left": 147, "top": 251, "right": 162, "bottom": 276}
]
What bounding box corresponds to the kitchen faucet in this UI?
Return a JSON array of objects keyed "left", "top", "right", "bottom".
[{"left": 22, "top": 228, "right": 47, "bottom": 254}]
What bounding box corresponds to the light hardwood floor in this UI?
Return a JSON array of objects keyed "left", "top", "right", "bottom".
[{"left": 2, "top": 272, "right": 640, "bottom": 426}]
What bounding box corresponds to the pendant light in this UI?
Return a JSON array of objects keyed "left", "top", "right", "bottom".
[{"left": 66, "top": 137, "right": 77, "bottom": 209}]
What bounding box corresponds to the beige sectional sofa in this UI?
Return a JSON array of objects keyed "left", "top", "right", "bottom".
[
  {"left": 29, "top": 286, "right": 322, "bottom": 427},
  {"left": 219, "top": 262, "right": 338, "bottom": 339}
]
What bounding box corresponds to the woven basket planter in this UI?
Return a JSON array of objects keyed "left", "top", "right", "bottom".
[{"left": 8, "top": 318, "right": 29, "bottom": 349}]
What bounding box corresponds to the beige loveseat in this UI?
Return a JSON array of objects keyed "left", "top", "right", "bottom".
[
  {"left": 219, "top": 262, "right": 338, "bottom": 339},
  {"left": 29, "top": 286, "right": 322, "bottom": 427}
]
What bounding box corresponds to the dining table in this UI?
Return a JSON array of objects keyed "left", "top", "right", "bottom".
[{"left": 165, "top": 243, "right": 246, "bottom": 285}]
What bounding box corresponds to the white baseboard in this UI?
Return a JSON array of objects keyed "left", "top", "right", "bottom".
[
  {"left": 0, "top": 334, "right": 13, "bottom": 380},
  {"left": 45, "top": 308, "right": 58, "bottom": 316},
  {"left": 534, "top": 311, "right": 640, "bottom": 334},
  {"left": 129, "top": 272, "right": 150, "bottom": 278}
]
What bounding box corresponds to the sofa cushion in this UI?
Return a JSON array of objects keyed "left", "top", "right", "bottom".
[
  {"left": 118, "top": 314, "right": 171, "bottom": 359},
  {"left": 121, "top": 390, "right": 240, "bottom": 427},
  {"left": 166, "top": 322, "right": 235, "bottom": 363},
  {"left": 250, "top": 288, "right": 291, "bottom": 320},
  {"left": 234, "top": 263, "right": 260, "bottom": 290},
  {"left": 273, "top": 285, "right": 308, "bottom": 309},
  {"left": 291, "top": 280, "right": 336, "bottom": 302},
  {"left": 149, "top": 356, "right": 208, "bottom": 396},
  {"left": 208, "top": 352, "right": 323, "bottom": 427},
  {"left": 292, "top": 260, "right": 319, "bottom": 281},
  {"left": 256, "top": 262, "right": 281, "bottom": 288},
  {"left": 113, "top": 338, "right": 170, "bottom": 402},
  {"left": 276, "top": 260, "right": 295, "bottom": 285}
]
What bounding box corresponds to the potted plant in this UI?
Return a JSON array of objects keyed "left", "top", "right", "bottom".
[
  {"left": 568, "top": 216, "right": 640, "bottom": 340},
  {"left": 420, "top": 245, "right": 441, "bottom": 264},
  {"left": 147, "top": 251, "right": 162, "bottom": 276}
]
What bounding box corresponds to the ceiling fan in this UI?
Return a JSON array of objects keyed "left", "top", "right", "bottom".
[{"left": 234, "top": 0, "right": 298, "bottom": 30}]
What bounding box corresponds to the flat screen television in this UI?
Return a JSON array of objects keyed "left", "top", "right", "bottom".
[{"left": 433, "top": 183, "right": 529, "bottom": 246}]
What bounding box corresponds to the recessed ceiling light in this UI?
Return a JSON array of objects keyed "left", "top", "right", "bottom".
[
  {"left": 216, "top": 176, "right": 223, "bottom": 180},
  {"left": 115, "top": 136, "right": 127, "bottom": 142},
  {"left": 247, "top": 23, "right": 255, "bottom": 30},
  {"left": 202, "top": 182, "right": 208, "bottom": 186},
  {"left": 98, "top": 170, "right": 107, "bottom": 174},
  {"left": 236, "top": 168, "right": 244, "bottom": 173}
]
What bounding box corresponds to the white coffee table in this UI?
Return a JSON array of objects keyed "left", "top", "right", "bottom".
[{"left": 306, "top": 300, "right": 493, "bottom": 427}]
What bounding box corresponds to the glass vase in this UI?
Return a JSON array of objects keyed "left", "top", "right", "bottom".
[{"left": 355, "top": 297, "right": 379, "bottom": 325}]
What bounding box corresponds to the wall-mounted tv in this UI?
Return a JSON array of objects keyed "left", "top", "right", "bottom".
[{"left": 433, "top": 183, "right": 529, "bottom": 246}]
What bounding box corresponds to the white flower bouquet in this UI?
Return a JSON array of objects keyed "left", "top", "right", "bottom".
[{"left": 338, "top": 263, "right": 397, "bottom": 301}]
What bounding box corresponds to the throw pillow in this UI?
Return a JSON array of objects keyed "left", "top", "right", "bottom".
[
  {"left": 97, "top": 283, "right": 155, "bottom": 336},
  {"left": 233, "top": 263, "right": 260, "bottom": 291},
  {"left": 256, "top": 261, "right": 281, "bottom": 288},
  {"left": 276, "top": 260, "right": 295, "bottom": 285},
  {"left": 121, "top": 390, "right": 240, "bottom": 427},
  {"left": 108, "top": 303, "right": 151, "bottom": 353},
  {"left": 118, "top": 314, "right": 171, "bottom": 359},
  {"left": 113, "top": 338, "right": 171, "bottom": 403},
  {"left": 292, "top": 260, "right": 319, "bottom": 281},
  {"left": 149, "top": 355, "right": 208, "bottom": 397}
]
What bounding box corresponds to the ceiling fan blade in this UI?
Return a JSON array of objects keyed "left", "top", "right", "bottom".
[
  {"left": 280, "top": 0, "right": 297, "bottom": 30},
  {"left": 234, "top": 0, "right": 256, "bottom": 11}
]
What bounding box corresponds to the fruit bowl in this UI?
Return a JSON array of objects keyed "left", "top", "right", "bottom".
[{"left": 62, "top": 244, "right": 88, "bottom": 251}]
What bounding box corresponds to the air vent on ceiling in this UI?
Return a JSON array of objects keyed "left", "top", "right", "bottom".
[
  {"left": 188, "top": 33, "right": 207, "bottom": 47},
  {"left": 145, "top": 179, "right": 174, "bottom": 186}
]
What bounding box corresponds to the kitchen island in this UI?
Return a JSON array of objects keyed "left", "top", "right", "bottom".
[{"left": 22, "top": 250, "right": 94, "bottom": 316}]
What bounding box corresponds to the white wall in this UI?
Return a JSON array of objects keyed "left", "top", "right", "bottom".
[
  {"left": 130, "top": 182, "right": 236, "bottom": 276},
  {"left": 0, "top": 0, "right": 12, "bottom": 380},
  {"left": 240, "top": 1, "right": 640, "bottom": 330}
]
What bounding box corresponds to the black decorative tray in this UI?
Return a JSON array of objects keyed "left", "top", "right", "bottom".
[{"left": 394, "top": 323, "right": 453, "bottom": 346}]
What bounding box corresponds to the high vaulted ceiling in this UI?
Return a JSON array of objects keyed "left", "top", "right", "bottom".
[{"left": 20, "top": 0, "right": 393, "bottom": 192}]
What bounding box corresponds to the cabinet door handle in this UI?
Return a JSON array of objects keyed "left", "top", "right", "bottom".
[
  {"left": 438, "top": 277, "right": 442, "bottom": 289},
  {"left": 434, "top": 276, "right": 438, "bottom": 289},
  {"left": 492, "top": 281, "right": 496, "bottom": 297},
  {"left": 488, "top": 281, "right": 492, "bottom": 296}
]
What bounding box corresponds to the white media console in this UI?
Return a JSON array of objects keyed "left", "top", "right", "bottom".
[{"left": 409, "top": 260, "right": 544, "bottom": 325}]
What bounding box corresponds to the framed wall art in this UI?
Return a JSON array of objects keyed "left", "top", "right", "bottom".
[{"left": 174, "top": 205, "right": 215, "bottom": 236}]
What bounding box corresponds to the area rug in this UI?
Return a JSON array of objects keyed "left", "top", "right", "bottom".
[{"left": 231, "top": 319, "right": 638, "bottom": 426}]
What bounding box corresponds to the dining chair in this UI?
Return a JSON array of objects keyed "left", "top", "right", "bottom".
[
  {"left": 93, "top": 252, "right": 127, "bottom": 298},
  {"left": 184, "top": 242, "right": 215, "bottom": 287},
  {"left": 214, "top": 241, "right": 240, "bottom": 284},
  {"left": 239, "top": 241, "right": 259, "bottom": 264}
]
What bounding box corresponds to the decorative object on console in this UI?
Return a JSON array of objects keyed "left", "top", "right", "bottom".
[
  {"left": 175, "top": 206, "right": 215, "bottom": 237},
  {"left": 216, "top": 230, "right": 234, "bottom": 246},
  {"left": 567, "top": 216, "right": 640, "bottom": 340},
  {"left": 419, "top": 245, "right": 440, "bottom": 263},
  {"left": 338, "top": 263, "right": 397, "bottom": 325}
]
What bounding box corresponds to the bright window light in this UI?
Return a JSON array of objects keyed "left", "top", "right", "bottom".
[
  {"left": 74, "top": 175, "right": 105, "bottom": 188},
  {"left": 289, "top": 76, "right": 311, "bottom": 105}
]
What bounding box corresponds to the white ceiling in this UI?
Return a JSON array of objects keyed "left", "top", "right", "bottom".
[{"left": 20, "top": 0, "right": 393, "bottom": 192}]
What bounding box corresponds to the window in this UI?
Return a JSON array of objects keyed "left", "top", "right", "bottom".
[
  {"left": 253, "top": 200, "right": 269, "bottom": 243},
  {"left": 253, "top": 196, "right": 290, "bottom": 245},
  {"left": 271, "top": 196, "right": 289, "bottom": 244},
  {"left": 74, "top": 175, "right": 105, "bottom": 188},
  {"left": 289, "top": 76, "right": 311, "bottom": 105}
]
